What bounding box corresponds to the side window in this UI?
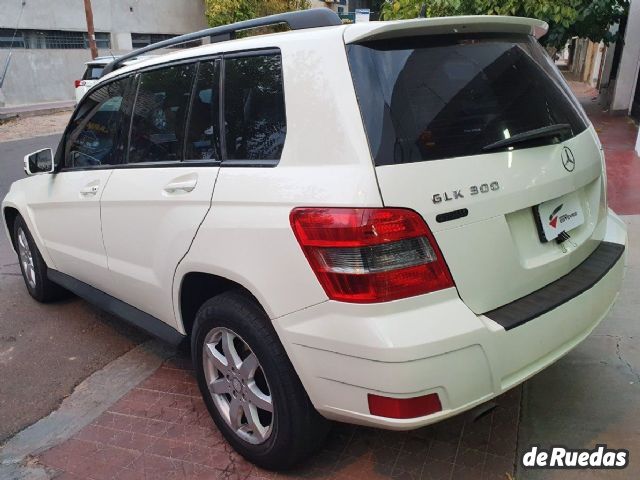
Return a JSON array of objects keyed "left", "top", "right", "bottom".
[
  {"left": 66, "top": 78, "right": 131, "bottom": 168},
  {"left": 185, "top": 60, "right": 221, "bottom": 161},
  {"left": 128, "top": 64, "right": 195, "bottom": 164},
  {"left": 224, "top": 54, "right": 286, "bottom": 161}
]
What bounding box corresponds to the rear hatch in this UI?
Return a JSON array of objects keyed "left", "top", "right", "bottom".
[{"left": 346, "top": 26, "right": 607, "bottom": 313}]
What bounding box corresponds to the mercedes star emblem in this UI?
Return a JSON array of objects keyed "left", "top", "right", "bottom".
[{"left": 562, "top": 146, "right": 576, "bottom": 172}]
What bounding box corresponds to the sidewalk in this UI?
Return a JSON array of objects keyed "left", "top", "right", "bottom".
[
  {"left": 2, "top": 81, "right": 639, "bottom": 480},
  {"left": 566, "top": 80, "right": 640, "bottom": 215},
  {"left": 0, "top": 110, "right": 71, "bottom": 143}
]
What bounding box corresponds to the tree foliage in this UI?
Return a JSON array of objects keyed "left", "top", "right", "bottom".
[
  {"left": 380, "top": 0, "right": 629, "bottom": 49},
  {"left": 205, "top": 0, "right": 311, "bottom": 27}
]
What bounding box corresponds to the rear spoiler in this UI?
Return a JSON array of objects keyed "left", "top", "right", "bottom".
[{"left": 343, "top": 15, "right": 548, "bottom": 44}]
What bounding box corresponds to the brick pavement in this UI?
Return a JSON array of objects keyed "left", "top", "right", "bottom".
[{"left": 37, "top": 357, "right": 521, "bottom": 480}]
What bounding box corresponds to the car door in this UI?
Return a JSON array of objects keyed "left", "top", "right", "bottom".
[
  {"left": 25, "top": 77, "right": 133, "bottom": 290},
  {"left": 100, "top": 60, "right": 221, "bottom": 327}
]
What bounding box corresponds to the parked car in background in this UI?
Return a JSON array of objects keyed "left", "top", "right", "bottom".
[
  {"left": 3, "top": 10, "right": 628, "bottom": 471},
  {"left": 74, "top": 56, "right": 152, "bottom": 103},
  {"left": 74, "top": 57, "right": 113, "bottom": 103}
]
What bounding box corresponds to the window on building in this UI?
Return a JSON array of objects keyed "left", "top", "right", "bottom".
[
  {"left": 131, "top": 33, "right": 201, "bottom": 49},
  {"left": 186, "top": 60, "right": 221, "bottom": 161},
  {"left": 224, "top": 53, "right": 287, "bottom": 162},
  {"left": 0, "top": 29, "right": 25, "bottom": 48},
  {"left": 0, "top": 29, "right": 110, "bottom": 49},
  {"left": 128, "top": 64, "right": 196, "bottom": 163}
]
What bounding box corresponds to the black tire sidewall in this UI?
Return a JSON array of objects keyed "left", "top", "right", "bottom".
[
  {"left": 191, "top": 291, "right": 324, "bottom": 469},
  {"left": 13, "top": 216, "right": 48, "bottom": 301}
]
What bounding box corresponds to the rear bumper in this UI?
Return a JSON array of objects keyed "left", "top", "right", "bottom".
[{"left": 274, "top": 209, "right": 627, "bottom": 429}]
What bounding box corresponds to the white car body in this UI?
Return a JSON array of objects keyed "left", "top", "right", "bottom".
[
  {"left": 3, "top": 14, "right": 627, "bottom": 434},
  {"left": 74, "top": 58, "right": 111, "bottom": 103}
]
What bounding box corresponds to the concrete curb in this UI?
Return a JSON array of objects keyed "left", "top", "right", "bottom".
[
  {"left": 0, "top": 339, "right": 174, "bottom": 476},
  {"left": 0, "top": 101, "right": 75, "bottom": 122}
]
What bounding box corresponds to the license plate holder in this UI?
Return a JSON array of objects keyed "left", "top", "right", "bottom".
[{"left": 533, "top": 192, "right": 585, "bottom": 243}]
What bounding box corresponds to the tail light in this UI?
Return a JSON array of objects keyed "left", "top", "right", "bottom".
[
  {"left": 289, "top": 208, "right": 454, "bottom": 303},
  {"left": 74, "top": 80, "right": 84, "bottom": 88}
]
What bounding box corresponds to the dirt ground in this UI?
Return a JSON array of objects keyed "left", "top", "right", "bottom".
[{"left": 0, "top": 111, "right": 72, "bottom": 143}]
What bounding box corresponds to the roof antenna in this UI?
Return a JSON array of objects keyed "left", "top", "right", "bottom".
[{"left": 419, "top": 2, "right": 427, "bottom": 18}]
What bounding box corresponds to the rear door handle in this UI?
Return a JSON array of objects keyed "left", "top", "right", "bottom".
[
  {"left": 163, "top": 175, "right": 198, "bottom": 194},
  {"left": 80, "top": 184, "right": 99, "bottom": 196}
]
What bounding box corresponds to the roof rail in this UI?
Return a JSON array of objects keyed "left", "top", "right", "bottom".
[{"left": 101, "top": 9, "right": 342, "bottom": 77}]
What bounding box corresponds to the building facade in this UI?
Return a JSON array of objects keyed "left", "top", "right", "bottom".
[
  {"left": 309, "top": 0, "right": 349, "bottom": 16},
  {"left": 0, "top": 0, "right": 207, "bottom": 107}
]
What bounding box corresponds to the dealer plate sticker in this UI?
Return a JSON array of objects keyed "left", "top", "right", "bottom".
[{"left": 536, "top": 192, "right": 584, "bottom": 242}]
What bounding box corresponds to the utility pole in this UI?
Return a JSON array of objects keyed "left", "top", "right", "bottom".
[{"left": 83, "top": 0, "right": 98, "bottom": 59}]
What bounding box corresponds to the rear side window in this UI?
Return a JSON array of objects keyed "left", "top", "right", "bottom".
[
  {"left": 66, "top": 77, "right": 132, "bottom": 168},
  {"left": 224, "top": 54, "right": 286, "bottom": 162},
  {"left": 186, "top": 60, "right": 221, "bottom": 161},
  {"left": 83, "top": 66, "right": 104, "bottom": 80},
  {"left": 348, "top": 35, "right": 589, "bottom": 166},
  {"left": 128, "top": 64, "right": 195, "bottom": 163}
]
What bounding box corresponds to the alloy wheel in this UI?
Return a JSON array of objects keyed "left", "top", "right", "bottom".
[
  {"left": 203, "top": 327, "right": 274, "bottom": 445},
  {"left": 17, "top": 228, "right": 36, "bottom": 290}
]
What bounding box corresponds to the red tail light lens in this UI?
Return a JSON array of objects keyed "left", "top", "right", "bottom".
[
  {"left": 290, "top": 208, "right": 454, "bottom": 303},
  {"left": 368, "top": 393, "right": 442, "bottom": 419},
  {"left": 74, "top": 80, "right": 84, "bottom": 88}
]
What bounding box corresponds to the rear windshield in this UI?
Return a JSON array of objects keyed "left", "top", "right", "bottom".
[
  {"left": 347, "top": 34, "right": 589, "bottom": 166},
  {"left": 83, "top": 66, "right": 104, "bottom": 80}
]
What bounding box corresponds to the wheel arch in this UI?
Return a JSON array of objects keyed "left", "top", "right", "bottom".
[
  {"left": 178, "top": 272, "right": 266, "bottom": 338},
  {"left": 3, "top": 206, "right": 20, "bottom": 251}
]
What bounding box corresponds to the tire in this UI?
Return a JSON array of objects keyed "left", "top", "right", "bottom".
[
  {"left": 13, "top": 215, "right": 68, "bottom": 303},
  {"left": 191, "top": 290, "right": 330, "bottom": 470}
]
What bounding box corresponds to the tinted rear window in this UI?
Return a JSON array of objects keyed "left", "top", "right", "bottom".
[
  {"left": 224, "top": 54, "right": 286, "bottom": 162},
  {"left": 347, "top": 34, "right": 589, "bottom": 166},
  {"left": 83, "top": 66, "right": 104, "bottom": 80}
]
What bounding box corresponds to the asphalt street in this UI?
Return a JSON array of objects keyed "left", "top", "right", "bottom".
[{"left": 0, "top": 134, "right": 148, "bottom": 442}]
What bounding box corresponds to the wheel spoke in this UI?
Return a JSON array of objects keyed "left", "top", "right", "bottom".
[
  {"left": 238, "top": 353, "right": 259, "bottom": 379},
  {"left": 245, "top": 382, "right": 273, "bottom": 413},
  {"left": 228, "top": 397, "right": 243, "bottom": 430},
  {"left": 205, "top": 343, "right": 228, "bottom": 372},
  {"left": 202, "top": 326, "right": 273, "bottom": 445},
  {"left": 243, "top": 403, "right": 268, "bottom": 442},
  {"left": 221, "top": 331, "right": 241, "bottom": 369},
  {"left": 209, "top": 378, "right": 230, "bottom": 395}
]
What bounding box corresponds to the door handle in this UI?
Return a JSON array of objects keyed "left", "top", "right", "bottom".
[
  {"left": 80, "top": 184, "right": 99, "bottom": 196},
  {"left": 163, "top": 178, "right": 197, "bottom": 194}
]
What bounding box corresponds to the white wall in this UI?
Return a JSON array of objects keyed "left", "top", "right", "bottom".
[
  {"left": 2, "top": 0, "right": 206, "bottom": 35},
  {"left": 0, "top": 49, "right": 127, "bottom": 107},
  {"left": 0, "top": 0, "right": 206, "bottom": 107},
  {"left": 611, "top": 0, "right": 640, "bottom": 113}
]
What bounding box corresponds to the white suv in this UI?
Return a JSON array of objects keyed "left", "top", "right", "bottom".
[
  {"left": 74, "top": 57, "right": 112, "bottom": 104},
  {"left": 2, "top": 11, "right": 628, "bottom": 470}
]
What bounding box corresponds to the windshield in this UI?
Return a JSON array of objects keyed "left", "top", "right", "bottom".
[{"left": 347, "top": 34, "right": 589, "bottom": 166}]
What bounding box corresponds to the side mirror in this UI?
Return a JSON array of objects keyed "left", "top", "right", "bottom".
[{"left": 24, "top": 148, "right": 55, "bottom": 175}]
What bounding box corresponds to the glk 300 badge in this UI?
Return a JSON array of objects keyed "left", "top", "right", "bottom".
[{"left": 432, "top": 181, "right": 500, "bottom": 204}]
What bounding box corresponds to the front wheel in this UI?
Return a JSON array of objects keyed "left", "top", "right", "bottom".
[
  {"left": 13, "top": 215, "right": 68, "bottom": 302},
  {"left": 191, "top": 290, "right": 330, "bottom": 470}
]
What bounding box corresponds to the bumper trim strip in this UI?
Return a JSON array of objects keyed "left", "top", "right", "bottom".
[{"left": 485, "top": 241, "right": 625, "bottom": 330}]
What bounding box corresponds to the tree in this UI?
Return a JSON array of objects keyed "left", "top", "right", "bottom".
[
  {"left": 380, "top": 0, "right": 629, "bottom": 49},
  {"left": 205, "top": 0, "right": 311, "bottom": 27}
]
